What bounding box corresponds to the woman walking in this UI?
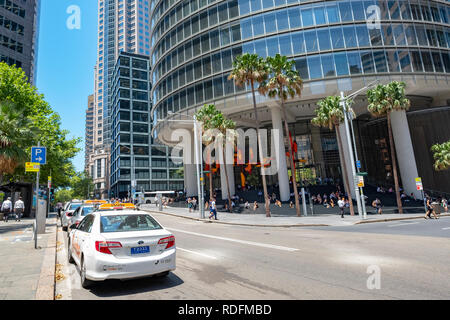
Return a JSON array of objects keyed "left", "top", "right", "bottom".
[{"left": 424, "top": 197, "right": 439, "bottom": 219}]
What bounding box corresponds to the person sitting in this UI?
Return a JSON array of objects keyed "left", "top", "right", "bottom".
[
  {"left": 317, "top": 194, "right": 322, "bottom": 204},
  {"left": 244, "top": 201, "right": 250, "bottom": 210},
  {"left": 388, "top": 187, "right": 394, "bottom": 193},
  {"left": 289, "top": 201, "right": 294, "bottom": 208},
  {"left": 253, "top": 201, "right": 259, "bottom": 211},
  {"left": 329, "top": 198, "right": 335, "bottom": 208}
]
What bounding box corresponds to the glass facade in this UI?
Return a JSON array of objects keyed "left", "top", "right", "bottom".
[
  {"left": 110, "top": 52, "right": 183, "bottom": 198},
  {"left": 150, "top": 0, "right": 450, "bottom": 122}
]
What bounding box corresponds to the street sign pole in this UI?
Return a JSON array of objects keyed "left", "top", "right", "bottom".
[{"left": 34, "top": 142, "right": 40, "bottom": 249}]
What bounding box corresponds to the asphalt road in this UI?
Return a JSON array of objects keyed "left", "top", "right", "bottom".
[{"left": 57, "top": 213, "right": 450, "bottom": 300}]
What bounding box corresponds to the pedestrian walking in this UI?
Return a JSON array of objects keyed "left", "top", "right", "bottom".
[
  {"left": 192, "top": 197, "right": 197, "bottom": 211},
  {"left": 187, "top": 198, "right": 193, "bottom": 213},
  {"left": 338, "top": 197, "right": 345, "bottom": 218},
  {"left": 424, "top": 197, "right": 439, "bottom": 219},
  {"left": 14, "top": 197, "right": 25, "bottom": 222},
  {"left": 372, "top": 198, "right": 382, "bottom": 215},
  {"left": 208, "top": 198, "right": 218, "bottom": 220},
  {"left": 442, "top": 198, "right": 448, "bottom": 213},
  {"left": 1, "top": 197, "right": 12, "bottom": 222}
]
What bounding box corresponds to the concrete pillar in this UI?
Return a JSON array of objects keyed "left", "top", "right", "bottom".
[
  {"left": 184, "top": 131, "right": 197, "bottom": 197},
  {"left": 338, "top": 124, "right": 356, "bottom": 199},
  {"left": 270, "top": 106, "right": 290, "bottom": 202},
  {"left": 390, "top": 110, "right": 422, "bottom": 199}
]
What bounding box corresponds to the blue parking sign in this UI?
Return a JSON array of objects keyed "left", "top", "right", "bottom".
[{"left": 31, "top": 146, "right": 47, "bottom": 164}]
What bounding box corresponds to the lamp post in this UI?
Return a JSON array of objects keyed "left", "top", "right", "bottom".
[
  {"left": 156, "top": 112, "right": 205, "bottom": 219},
  {"left": 340, "top": 80, "right": 379, "bottom": 219}
]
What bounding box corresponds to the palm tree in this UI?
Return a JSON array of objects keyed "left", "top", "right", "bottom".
[
  {"left": 367, "top": 81, "right": 411, "bottom": 214},
  {"left": 228, "top": 53, "right": 271, "bottom": 217},
  {"left": 431, "top": 141, "right": 450, "bottom": 171},
  {"left": 195, "top": 104, "right": 236, "bottom": 212},
  {"left": 0, "top": 101, "right": 37, "bottom": 183},
  {"left": 259, "top": 54, "right": 303, "bottom": 217},
  {"left": 311, "top": 96, "right": 356, "bottom": 216}
]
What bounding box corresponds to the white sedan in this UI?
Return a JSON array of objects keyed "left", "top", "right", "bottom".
[{"left": 67, "top": 208, "right": 176, "bottom": 288}]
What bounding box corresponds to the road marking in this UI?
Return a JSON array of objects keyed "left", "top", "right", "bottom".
[
  {"left": 442, "top": 227, "right": 450, "bottom": 230},
  {"left": 167, "top": 228, "right": 299, "bottom": 252},
  {"left": 177, "top": 247, "right": 218, "bottom": 260},
  {"left": 387, "top": 222, "right": 420, "bottom": 227}
]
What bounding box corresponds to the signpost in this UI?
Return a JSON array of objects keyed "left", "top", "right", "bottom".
[
  {"left": 25, "top": 162, "right": 40, "bottom": 173},
  {"left": 416, "top": 177, "right": 426, "bottom": 214},
  {"left": 32, "top": 143, "right": 46, "bottom": 249},
  {"left": 31, "top": 146, "right": 47, "bottom": 164}
]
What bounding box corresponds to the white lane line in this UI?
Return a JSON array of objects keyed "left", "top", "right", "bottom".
[
  {"left": 168, "top": 228, "right": 299, "bottom": 252},
  {"left": 387, "top": 222, "right": 420, "bottom": 227},
  {"left": 442, "top": 227, "right": 450, "bottom": 230},
  {"left": 177, "top": 247, "right": 218, "bottom": 260}
]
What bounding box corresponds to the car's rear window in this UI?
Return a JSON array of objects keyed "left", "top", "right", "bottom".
[
  {"left": 69, "top": 203, "right": 81, "bottom": 210},
  {"left": 100, "top": 214, "right": 162, "bottom": 233},
  {"left": 81, "top": 207, "right": 94, "bottom": 216}
]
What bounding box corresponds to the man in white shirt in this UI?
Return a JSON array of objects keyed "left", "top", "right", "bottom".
[
  {"left": 14, "top": 197, "right": 25, "bottom": 222},
  {"left": 338, "top": 197, "right": 345, "bottom": 218},
  {"left": 208, "top": 198, "right": 217, "bottom": 220},
  {"left": 1, "top": 197, "right": 13, "bottom": 222}
]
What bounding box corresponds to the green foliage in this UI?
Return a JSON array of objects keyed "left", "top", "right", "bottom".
[
  {"left": 54, "top": 188, "right": 73, "bottom": 204},
  {"left": 367, "top": 81, "right": 410, "bottom": 117},
  {"left": 70, "top": 171, "right": 94, "bottom": 199},
  {"left": 246, "top": 172, "right": 260, "bottom": 187},
  {"left": 312, "top": 96, "right": 355, "bottom": 130},
  {"left": 431, "top": 141, "right": 450, "bottom": 171},
  {"left": 259, "top": 54, "right": 303, "bottom": 101},
  {"left": 228, "top": 53, "right": 268, "bottom": 89},
  {"left": 195, "top": 104, "right": 236, "bottom": 143},
  {"left": 0, "top": 62, "right": 80, "bottom": 188}
]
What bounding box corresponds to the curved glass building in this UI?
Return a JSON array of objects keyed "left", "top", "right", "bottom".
[{"left": 150, "top": 0, "right": 450, "bottom": 200}]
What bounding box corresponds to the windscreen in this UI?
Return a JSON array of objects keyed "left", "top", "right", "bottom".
[
  {"left": 100, "top": 214, "right": 163, "bottom": 233},
  {"left": 81, "top": 206, "right": 94, "bottom": 216},
  {"left": 69, "top": 203, "right": 81, "bottom": 211}
]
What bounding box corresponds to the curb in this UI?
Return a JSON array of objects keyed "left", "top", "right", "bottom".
[
  {"left": 143, "top": 209, "right": 330, "bottom": 228},
  {"left": 354, "top": 213, "right": 450, "bottom": 225},
  {"left": 144, "top": 208, "right": 450, "bottom": 228},
  {"left": 35, "top": 217, "right": 57, "bottom": 300}
]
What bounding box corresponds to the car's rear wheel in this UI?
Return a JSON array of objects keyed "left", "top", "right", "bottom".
[
  {"left": 80, "top": 257, "right": 94, "bottom": 289},
  {"left": 67, "top": 241, "right": 74, "bottom": 264}
]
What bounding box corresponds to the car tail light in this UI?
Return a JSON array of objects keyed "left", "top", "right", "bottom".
[
  {"left": 95, "top": 241, "right": 122, "bottom": 254},
  {"left": 158, "top": 236, "right": 175, "bottom": 249}
]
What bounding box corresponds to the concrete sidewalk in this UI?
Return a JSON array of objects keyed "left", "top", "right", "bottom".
[
  {"left": 141, "top": 204, "right": 450, "bottom": 227},
  {"left": 0, "top": 214, "right": 57, "bottom": 300}
]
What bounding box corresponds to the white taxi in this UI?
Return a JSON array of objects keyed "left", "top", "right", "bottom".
[{"left": 67, "top": 203, "right": 176, "bottom": 288}]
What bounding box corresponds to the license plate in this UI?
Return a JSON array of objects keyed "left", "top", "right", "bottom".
[{"left": 131, "top": 246, "right": 150, "bottom": 255}]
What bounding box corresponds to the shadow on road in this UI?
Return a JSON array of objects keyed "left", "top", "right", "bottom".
[
  {"left": 86, "top": 272, "right": 184, "bottom": 298},
  {"left": 0, "top": 223, "right": 33, "bottom": 234}
]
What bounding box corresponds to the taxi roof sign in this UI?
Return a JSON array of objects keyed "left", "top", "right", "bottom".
[
  {"left": 98, "top": 203, "right": 136, "bottom": 211},
  {"left": 85, "top": 200, "right": 107, "bottom": 204}
]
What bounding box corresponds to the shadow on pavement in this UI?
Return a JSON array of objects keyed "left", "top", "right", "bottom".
[
  {"left": 87, "top": 272, "right": 184, "bottom": 298},
  {"left": 0, "top": 223, "right": 33, "bottom": 234}
]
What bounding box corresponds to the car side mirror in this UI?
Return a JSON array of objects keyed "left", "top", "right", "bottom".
[
  {"left": 70, "top": 224, "right": 78, "bottom": 230},
  {"left": 67, "top": 212, "right": 73, "bottom": 217}
]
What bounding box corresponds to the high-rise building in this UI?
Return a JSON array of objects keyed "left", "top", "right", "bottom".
[
  {"left": 91, "top": 0, "right": 153, "bottom": 198},
  {"left": 110, "top": 52, "right": 183, "bottom": 198},
  {"left": 151, "top": 0, "right": 450, "bottom": 200},
  {"left": 0, "top": 0, "right": 40, "bottom": 84},
  {"left": 85, "top": 94, "right": 95, "bottom": 172}
]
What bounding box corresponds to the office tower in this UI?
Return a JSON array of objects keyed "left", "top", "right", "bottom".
[
  {"left": 151, "top": 0, "right": 450, "bottom": 199},
  {"left": 110, "top": 52, "right": 183, "bottom": 198},
  {"left": 85, "top": 94, "right": 95, "bottom": 173},
  {"left": 0, "top": 0, "right": 40, "bottom": 84}
]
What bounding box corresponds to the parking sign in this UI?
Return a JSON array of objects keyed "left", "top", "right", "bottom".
[{"left": 31, "top": 146, "right": 47, "bottom": 164}]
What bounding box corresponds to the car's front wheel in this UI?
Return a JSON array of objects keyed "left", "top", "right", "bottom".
[{"left": 80, "top": 257, "right": 94, "bottom": 289}]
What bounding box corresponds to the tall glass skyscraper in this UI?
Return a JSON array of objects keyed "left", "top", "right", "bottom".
[
  {"left": 150, "top": 0, "right": 450, "bottom": 199},
  {"left": 0, "top": 0, "right": 40, "bottom": 84}
]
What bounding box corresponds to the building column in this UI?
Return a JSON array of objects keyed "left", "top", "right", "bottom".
[
  {"left": 184, "top": 130, "right": 198, "bottom": 197},
  {"left": 270, "top": 106, "right": 290, "bottom": 201},
  {"left": 390, "top": 110, "right": 422, "bottom": 199},
  {"left": 338, "top": 123, "right": 356, "bottom": 199}
]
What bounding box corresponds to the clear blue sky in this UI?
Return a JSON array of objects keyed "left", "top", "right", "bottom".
[{"left": 36, "top": 0, "right": 98, "bottom": 172}]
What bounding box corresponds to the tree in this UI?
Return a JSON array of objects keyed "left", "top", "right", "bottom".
[
  {"left": 54, "top": 188, "right": 73, "bottom": 204},
  {"left": 0, "top": 101, "right": 37, "bottom": 183},
  {"left": 229, "top": 53, "right": 271, "bottom": 217},
  {"left": 367, "top": 81, "right": 410, "bottom": 214},
  {"left": 0, "top": 62, "right": 80, "bottom": 189},
  {"left": 70, "top": 171, "right": 94, "bottom": 199},
  {"left": 259, "top": 54, "right": 303, "bottom": 217},
  {"left": 431, "top": 141, "right": 450, "bottom": 171},
  {"left": 196, "top": 104, "right": 236, "bottom": 212},
  {"left": 311, "top": 96, "right": 355, "bottom": 216}
]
